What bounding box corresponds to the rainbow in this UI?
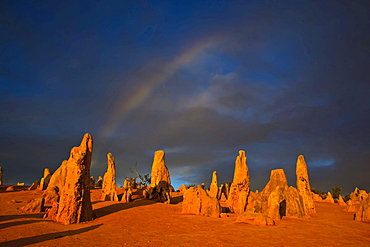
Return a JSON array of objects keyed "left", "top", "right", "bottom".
[{"left": 100, "top": 38, "right": 221, "bottom": 138}]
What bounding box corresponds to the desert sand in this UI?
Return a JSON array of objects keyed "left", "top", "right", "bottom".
[{"left": 1, "top": 186, "right": 370, "bottom": 246}]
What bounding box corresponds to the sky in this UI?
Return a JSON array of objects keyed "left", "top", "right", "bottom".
[{"left": 1, "top": 0, "right": 369, "bottom": 195}]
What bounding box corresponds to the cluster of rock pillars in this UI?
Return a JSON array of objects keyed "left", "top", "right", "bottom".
[{"left": 14, "top": 133, "right": 370, "bottom": 225}]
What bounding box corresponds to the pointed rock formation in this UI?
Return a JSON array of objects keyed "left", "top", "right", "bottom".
[
  {"left": 39, "top": 168, "right": 52, "bottom": 191},
  {"left": 43, "top": 133, "right": 95, "bottom": 224},
  {"left": 148, "top": 150, "right": 172, "bottom": 204},
  {"left": 261, "top": 169, "right": 288, "bottom": 196},
  {"left": 101, "top": 153, "right": 119, "bottom": 201},
  {"left": 337, "top": 195, "right": 347, "bottom": 206},
  {"left": 95, "top": 176, "right": 103, "bottom": 188},
  {"left": 296, "top": 155, "right": 315, "bottom": 213},
  {"left": 323, "top": 192, "right": 335, "bottom": 203},
  {"left": 181, "top": 185, "right": 221, "bottom": 218},
  {"left": 28, "top": 180, "right": 40, "bottom": 190},
  {"left": 209, "top": 171, "right": 219, "bottom": 198},
  {"left": 227, "top": 150, "right": 250, "bottom": 214}
]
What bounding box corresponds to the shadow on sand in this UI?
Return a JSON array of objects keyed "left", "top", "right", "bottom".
[
  {"left": 0, "top": 220, "right": 44, "bottom": 230},
  {"left": 0, "top": 213, "right": 43, "bottom": 222},
  {"left": 0, "top": 224, "right": 103, "bottom": 247},
  {"left": 94, "top": 199, "right": 158, "bottom": 218},
  {"left": 94, "top": 194, "right": 183, "bottom": 218}
]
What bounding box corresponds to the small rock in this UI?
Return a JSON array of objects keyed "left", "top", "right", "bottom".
[{"left": 6, "top": 186, "right": 15, "bottom": 191}]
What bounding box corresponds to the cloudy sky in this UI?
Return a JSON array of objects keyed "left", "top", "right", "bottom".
[{"left": 1, "top": 0, "right": 369, "bottom": 194}]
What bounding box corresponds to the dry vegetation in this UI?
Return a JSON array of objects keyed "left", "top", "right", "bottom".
[{"left": 1, "top": 186, "right": 370, "bottom": 246}]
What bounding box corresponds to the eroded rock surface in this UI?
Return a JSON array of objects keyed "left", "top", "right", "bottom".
[
  {"left": 227, "top": 150, "right": 250, "bottom": 214},
  {"left": 338, "top": 195, "right": 347, "bottom": 206},
  {"left": 209, "top": 171, "right": 219, "bottom": 198},
  {"left": 356, "top": 195, "right": 370, "bottom": 222},
  {"left": 247, "top": 169, "right": 308, "bottom": 220},
  {"left": 101, "top": 153, "right": 119, "bottom": 201},
  {"left": 296, "top": 155, "right": 315, "bottom": 213},
  {"left": 323, "top": 192, "right": 335, "bottom": 203},
  {"left": 148, "top": 150, "right": 172, "bottom": 204},
  {"left": 43, "top": 133, "right": 95, "bottom": 224},
  {"left": 181, "top": 185, "right": 221, "bottom": 218},
  {"left": 39, "top": 168, "right": 52, "bottom": 191}
]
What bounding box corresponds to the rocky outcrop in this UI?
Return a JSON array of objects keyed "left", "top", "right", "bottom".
[
  {"left": 181, "top": 185, "right": 221, "bottom": 218},
  {"left": 247, "top": 169, "right": 307, "bottom": 220},
  {"left": 323, "top": 192, "right": 335, "bottom": 203},
  {"left": 20, "top": 198, "right": 44, "bottom": 213},
  {"left": 101, "top": 153, "right": 119, "bottom": 201},
  {"left": 39, "top": 168, "right": 52, "bottom": 191},
  {"left": 43, "top": 133, "right": 95, "bottom": 224},
  {"left": 209, "top": 171, "right": 219, "bottom": 198},
  {"left": 296, "top": 155, "right": 315, "bottom": 213},
  {"left": 148, "top": 150, "right": 172, "bottom": 204},
  {"left": 355, "top": 195, "right": 370, "bottom": 222},
  {"left": 350, "top": 188, "right": 368, "bottom": 203},
  {"left": 227, "top": 150, "right": 250, "bottom": 214},
  {"left": 346, "top": 188, "right": 368, "bottom": 212}
]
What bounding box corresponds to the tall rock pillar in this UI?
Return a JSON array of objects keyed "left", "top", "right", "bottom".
[
  {"left": 44, "top": 133, "right": 95, "bottom": 224},
  {"left": 101, "top": 153, "right": 119, "bottom": 201},
  {"left": 296, "top": 155, "right": 316, "bottom": 213},
  {"left": 227, "top": 150, "right": 250, "bottom": 214}
]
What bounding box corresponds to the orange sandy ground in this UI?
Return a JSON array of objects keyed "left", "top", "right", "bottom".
[{"left": 0, "top": 186, "right": 370, "bottom": 247}]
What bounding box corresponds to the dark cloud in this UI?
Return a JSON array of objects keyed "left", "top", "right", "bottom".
[{"left": 1, "top": 1, "right": 369, "bottom": 194}]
